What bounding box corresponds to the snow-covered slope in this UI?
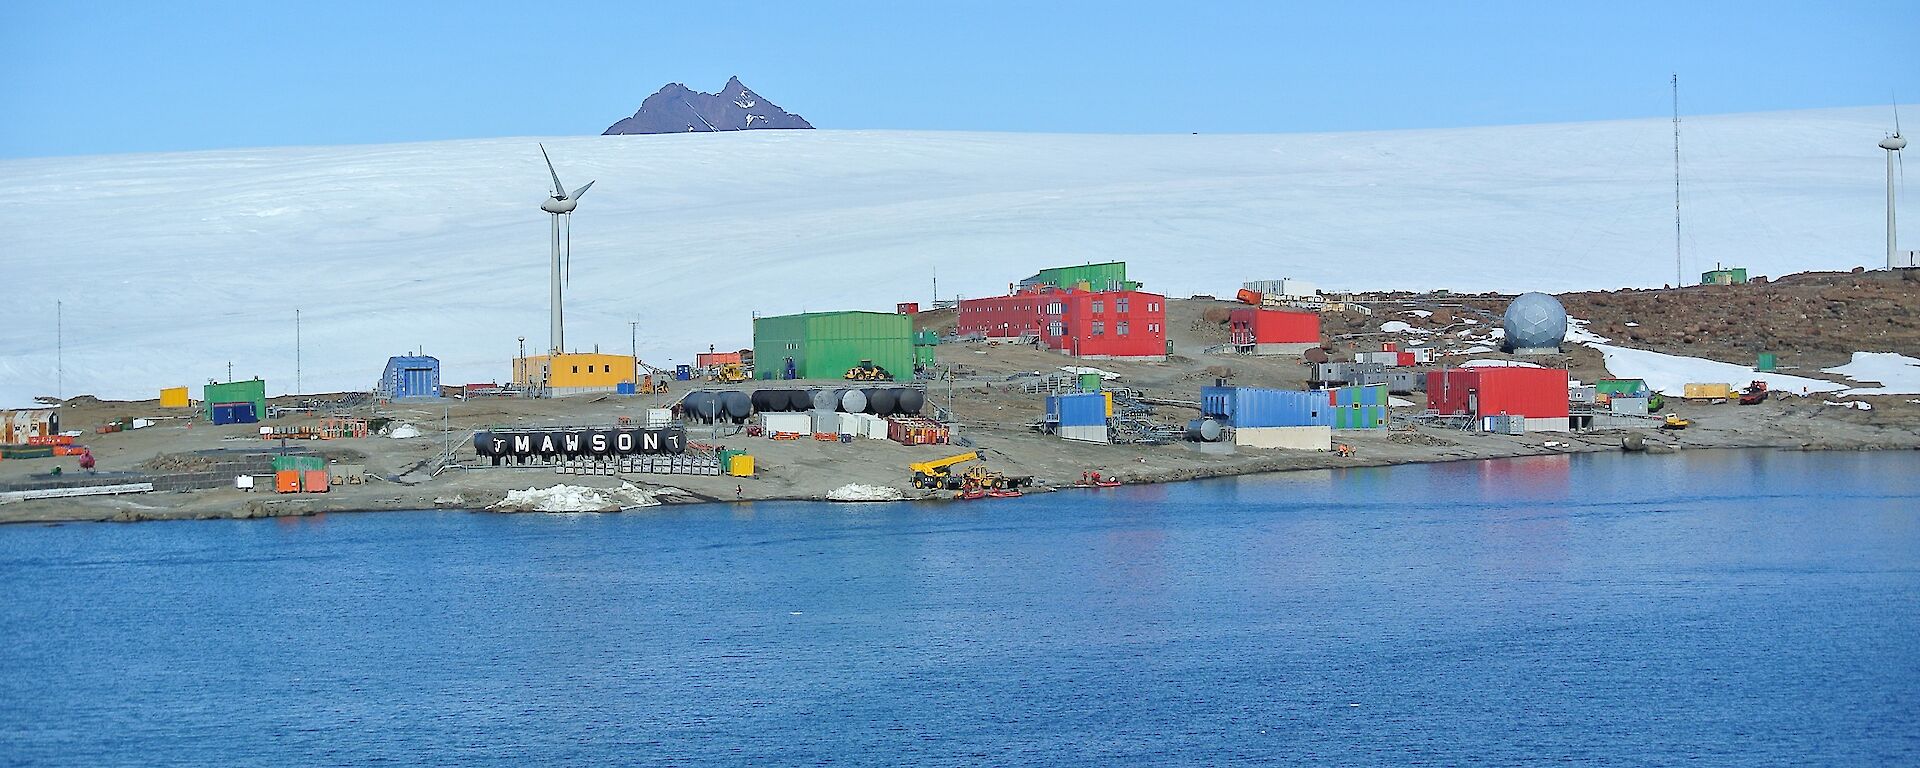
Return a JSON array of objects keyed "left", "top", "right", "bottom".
[{"left": 0, "top": 108, "right": 1901, "bottom": 406}]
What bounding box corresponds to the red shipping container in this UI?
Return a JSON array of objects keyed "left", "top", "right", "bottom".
[
  {"left": 1235, "top": 288, "right": 1263, "bottom": 305},
  {"left": 896, "top": 302, "right": 920, "bottom": 314},
  {"left": 1381, "top": 342, "right": 1400, "bottom": 352},
  {"left": 1229, "top": 308, "right": 1319, "bottom": 345},
  {"left": 1426, "top": 368, "right": 1569, "bottom": 418},
  {"left": 695, "top": 351, "right": 743, "bottom": 367},
  {"left": 303, "top": 470, "right": 330, "bottom": 493},
  {"left": 275, "top": 470, "right": 301, "bottom": 493},
  {"left": 1396, "top": 352, "right": 1415, "bottom": 366}
]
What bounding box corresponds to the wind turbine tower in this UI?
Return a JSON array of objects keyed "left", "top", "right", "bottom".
[
  {"left": 538, "top": 144, "right": 596, "bottom": 355},
  {"left": 1881, "top": 105, "right": 1906, "bottom": 269}
]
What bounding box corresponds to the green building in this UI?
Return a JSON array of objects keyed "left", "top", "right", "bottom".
[
  {"left": 754, "top": 311, "right": 912, "bottom": 381},
  {"left": 913, "top": 329, "right": 939, "bottom": 372},
  {"left": 1700, "top": 266, "right": 1748, "bottom": 286},
  {"left": 202, "top": 378, "right": 267, "bottom": 421},
  {"left": 1019, "top": 261, "right": 1139, "bottom": 292}
]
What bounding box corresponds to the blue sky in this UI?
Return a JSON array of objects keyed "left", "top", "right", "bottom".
[{"left": 2, "top": 1, "right": 1914, "bottom": 158}]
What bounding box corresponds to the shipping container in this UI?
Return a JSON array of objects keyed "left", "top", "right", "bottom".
[
  {"left": 616, "top": 382, "right": 636, "bottom": 395},
  {"left": 1756, "top": 353, "right": 1777, "bottom": 371},
  {"left": 1684, "top": 382, "right": 1732, "bottom": 400},
  {"left": 159, "top": 386, "right": 191, "bottom": 408},
  {"left": 302, "top": 470, "right": 330, "bottom": 493},
  {"left": 896, "top": 302, "right": 920, "bottom": 315},
  {"left": 1227, "top": 308, "right": 1318, "bottom": 351},
  {"left": 886, "top": 416, "right": 950, "bottom": 445},
  {"left": 1077, "top": 372, "right": 1102, "bottom": 392},
  {"left": 1569, "top": 385, "right": 1597, "bottom": 404},
  {"left": 643, "top": 408, "right": 675, "bottom": 428},
  {"left": 758, "top": 412, "right": 811, "bottom": 435},
  {"left": 1355, "top": 351, "right": 1401, "bottom": 366},
  {"left": 1386, "top": 370, "right": 1422, "bottom": 395},
  {"left": 727, "top": 454, "right": 755, "bottom": 477},
  {"left": 274, "top": 470, "right": 301, "bottom": 493},
  {"left": 695, "top": 351, "right": 744, "bottom": 367}
]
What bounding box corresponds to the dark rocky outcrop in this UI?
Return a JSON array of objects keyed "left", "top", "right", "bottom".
[{"left": 604, "top": 77, "right": 813, "bottom": 135}]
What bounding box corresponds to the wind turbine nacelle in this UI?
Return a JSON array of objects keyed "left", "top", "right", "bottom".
[
  {"left": 1883, "top": 135, "right": 1907, "bottom": 151},
  {"left": 541, "top": 197, "right": 578, "bottom": 214}
]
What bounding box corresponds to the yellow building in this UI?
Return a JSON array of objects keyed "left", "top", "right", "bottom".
[
  {"left": 513, "top": 353, "right": 635, "bottom": 396},
  {"left": 159, "top": 386, "right": 191, "bottom": 408}
]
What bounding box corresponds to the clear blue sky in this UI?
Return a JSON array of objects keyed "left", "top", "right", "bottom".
[{"left": 3, "top": 1, "right": 1914, "bottom": 158}]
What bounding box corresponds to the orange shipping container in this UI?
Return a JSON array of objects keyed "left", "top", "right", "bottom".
[
  {"left": 275, "top": 470, "right": 301, "bottom": 493},
  {"left": 1235, "top": 288, "right": 1262, "bottom": 305},
  {"left": 303, "top": 470, "right": 330, "bottom": 493}
]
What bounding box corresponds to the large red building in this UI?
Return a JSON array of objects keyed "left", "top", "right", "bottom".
[
  {"left": 1228, "top": 308, "right": 1320, "bottom": 355},
  {"left": 1427, "top": 366, "right": 1570, "bottom": 431},
  {"left": 957, "top": 286, "right": 1167, "bottom": 360}
]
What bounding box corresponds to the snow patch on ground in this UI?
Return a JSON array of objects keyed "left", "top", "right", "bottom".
[
  {"left": 1822, "top": 352, "right": 1920, "bottom": 395},
  {"left": 1824, "top": 400, "right": 1873, "bottom": 411},
  {"left": 1379, "top": 320, "right": 1423, "bottom": 334},
  {"left": 490, "top": 483, "right": 662, "bottom": 512},
  {"left": 1059, "top": 366, "right": 1120, "bottom": 379},
  {"left": 386, "top": 422, "right": 421, "bottom": 439},
  {"left": 1459, "top": 359, "right": 1543, "bottom": 369},
  {"left": 1404, "top": 310, "right": 1433, "bottom": 318},
  {"left": 1586, "top": 344, "right": 1843, "bottom": 396},
  {"left": 828, "top": 484, "right": 905, "bottom": 502},
  {"left": 1388, "top": 396, "right": 1415, "bottom": 408}
]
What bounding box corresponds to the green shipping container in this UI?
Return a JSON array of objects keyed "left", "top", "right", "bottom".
[
  {"left": 1078, "top": 373, "right": 1101, "bottom": 392},
  {"left": 914, "top": 345, "right": 937, "bottom": 371},
  {"left": 203, "top": 378, "right": 268, "bottom": 422},
  {"left": 753, "top": 311, "right": 913, "bottom": 381},
  {"left": 1756, "top": 353, "right": 1777, "bottom": 371},
  {"left": 271, "top": 455, "right": 326, "bottom": 472},
  {"left": 1596, "top": 379, "right": 1650, "bottom": 397}
]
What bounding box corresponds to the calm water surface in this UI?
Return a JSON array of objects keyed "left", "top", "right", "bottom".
[{"left": 2, "top": 450, "right": 1917, "bottom": 766}]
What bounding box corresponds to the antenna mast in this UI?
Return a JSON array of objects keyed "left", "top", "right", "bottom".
[
  {"left": 55, "top": 299, "right": 62, "bottom": 400},
  {"left": 1672, "top": 73, "right": 1684, "bottom": 287}
]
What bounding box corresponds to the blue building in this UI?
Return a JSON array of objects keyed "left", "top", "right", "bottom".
[{"left": 379, "top": 355, "right": 442, "bottom": 399}]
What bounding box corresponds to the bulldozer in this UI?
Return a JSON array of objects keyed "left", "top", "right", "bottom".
[
  {"left": 708, "top": 362, "right": 750, "bottom": 384},
  {"left": 1738, "top": 380, "right": 1769, "bottom": 405},
  {"left": 845, "top": 359, "right": 892, "bottom": 382}
]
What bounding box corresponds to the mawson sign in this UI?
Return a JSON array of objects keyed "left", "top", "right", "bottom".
[{"left": 474, "top": 426, "right": 687, "bottom": 458}]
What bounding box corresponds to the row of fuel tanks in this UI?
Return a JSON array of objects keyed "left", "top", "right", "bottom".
[{"left": 680, "top": 387, "right": 927, "bottom": 424}]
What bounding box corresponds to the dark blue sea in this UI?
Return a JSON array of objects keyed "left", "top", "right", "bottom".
[{"left": 3, "top": 450, "right": 1917, "bottom": 766}]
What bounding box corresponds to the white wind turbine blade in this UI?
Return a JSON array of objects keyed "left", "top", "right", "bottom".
[
  {"left": 570, "top": 180, "right": 596, "bottom": 201},
  {"left": 539, "top": 143, "right": 568, "bottom": 198}
]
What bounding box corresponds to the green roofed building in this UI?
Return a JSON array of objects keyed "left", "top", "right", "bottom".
[
  {"left": 1019, "top": 261, "right": 1139, "bottom": 292},
  {"left": 753, "top": 311, "right": 912, "bottom": 381}
]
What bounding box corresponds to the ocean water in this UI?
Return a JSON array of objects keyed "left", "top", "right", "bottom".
[{"left": 2, "top": 449, "right": 1916, "bottom": 766}]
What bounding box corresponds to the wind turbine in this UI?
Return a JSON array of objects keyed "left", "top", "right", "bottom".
[
  {"left": 539, "top": 143, "right": 595, "bottom": 355},
  {"left": 1882, "top": 101, "right": 1906, "bottom": 269}
]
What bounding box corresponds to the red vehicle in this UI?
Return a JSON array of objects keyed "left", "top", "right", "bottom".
[{"left": 1738, "top": 381, "right": 1769, "bottom": 405}]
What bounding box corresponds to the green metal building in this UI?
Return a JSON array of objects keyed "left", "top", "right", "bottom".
[
  {"left": 1700, "top": 267, "right": 1748, "bottom": 286},
  {"left": 202, "top": 378, "right": 267, "bottom": 421},
  {"left": 754, "top": 311, "right": 913, "bottom": 380},
  {"left": 1019, "top": 261, "right": 1139, "bottom": 292}
]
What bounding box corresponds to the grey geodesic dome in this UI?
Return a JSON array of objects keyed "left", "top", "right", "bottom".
[{"left": 1502, "top": 292, "right": 1568, "bottom": 354}]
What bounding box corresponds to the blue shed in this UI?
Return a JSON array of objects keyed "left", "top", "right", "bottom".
[
  {"left": 1046, "top": 392, "right": 1108, "bottom": 427},
  {"left": 1199, "top": 386, "right": 1328, "bottom": 427},
  {"left": 380, "top": 355, "right": 442, "bottom": 399}
]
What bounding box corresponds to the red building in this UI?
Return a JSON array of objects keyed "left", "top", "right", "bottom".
[
  {"left": 1228, "top": 308, "right": 1320, "bottom": 355},
  {"left": 957, "top": 287, "right": 1167, "bottom": 360},
  {"left": 1427, "top": 366, "right": 1570, "bottom": 431}
]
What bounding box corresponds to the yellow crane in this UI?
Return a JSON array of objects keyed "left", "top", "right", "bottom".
[{"left": 909, "top": 452, "right": 979, "bottom": 489}]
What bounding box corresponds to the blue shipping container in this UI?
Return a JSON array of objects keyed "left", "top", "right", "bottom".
[
  {"left": 1199, "top": 386, "right": 1326, "bottom": 427},
  {"left": 1049, "top": 392, "right": 1108, "bottom": 427},
  {"left": 675, "top": 365, "right": 693, "bottom": 381},
  {"left": 616, "top": 382, "right": 637, "bottom": 395},
  {"left": 211, "top": 402, "right": 258, "bottom": 425}
]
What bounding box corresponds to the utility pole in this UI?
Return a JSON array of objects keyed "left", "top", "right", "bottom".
[
  {"left": 630, "top": 321, "right": 638, "bottom": 387},
  {"left": 227, "top": 361, "right": 233, "bottom": 383},
  {"left": 1672, "top": 73, "right": 1684, "bottom": 288},
  {"left": 55, "top": 300, "right": 62, "bottom": 400},
  {"left": 295, "top": 308, "right": 302, "bottom": 396}
]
